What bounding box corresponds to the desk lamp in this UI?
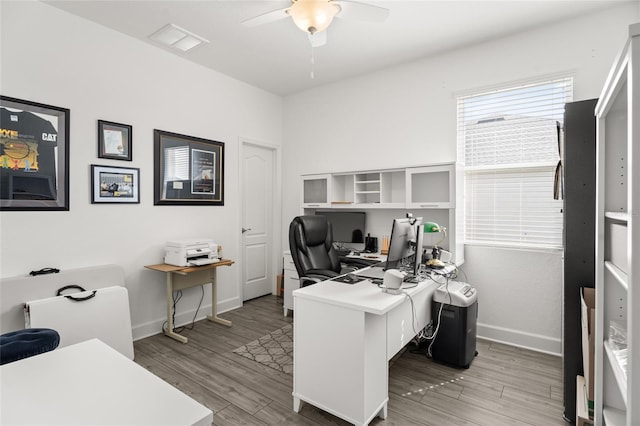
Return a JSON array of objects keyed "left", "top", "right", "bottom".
[{"left": 424, "top": 222, "right": 447, "bottom": 267}]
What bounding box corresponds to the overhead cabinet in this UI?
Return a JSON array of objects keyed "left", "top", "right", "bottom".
[
  {"left": 301, "top": 174, "right": 331, "bottom": 207},
  {"left": 300, "top": 163, "right": 463, "bottom": 266},
  {"left": 594, "top": 22, "right": 639, "bottom": 426},
  {"left": 302, "top": 163, "right": 459, "bottom": 210},
  {"left": 406, "top": 164, "right": 458, "bottom": 209}
]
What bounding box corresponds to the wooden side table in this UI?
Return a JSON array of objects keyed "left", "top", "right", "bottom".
[{"left": 145, "top": 259, "right": 234, "bottom": 343}]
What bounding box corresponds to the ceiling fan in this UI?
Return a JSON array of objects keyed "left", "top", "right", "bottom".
[{"left": 242, "top": 0, "right": 390, "bottom": 47}]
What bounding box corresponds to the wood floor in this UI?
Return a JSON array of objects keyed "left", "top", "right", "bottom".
[{"left": 134, "top": 295, "right": 568, "bottom": 426}]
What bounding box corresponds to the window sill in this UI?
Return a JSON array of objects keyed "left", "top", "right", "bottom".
[{"left": 463, "top": 241, "right": 563, "bottom": 254}]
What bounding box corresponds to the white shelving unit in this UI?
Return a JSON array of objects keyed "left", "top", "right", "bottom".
[
  {"left": 299, "top": 162, "right": 463, "bottom": 265},
  {"left": 301, "top": 163, "right": 458, "bottom": 210},
  {"left": 594, "top": 23, "right": 639, "bottom": 426}
]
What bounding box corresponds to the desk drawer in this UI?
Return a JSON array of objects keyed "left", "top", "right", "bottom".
[
  {"left": 283, "top": 252, "right": 299, "bottom": 314},
  {"left": 283, "top": 253, "right": 297, "bottom": 274}
]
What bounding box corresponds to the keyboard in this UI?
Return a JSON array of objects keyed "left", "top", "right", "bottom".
[{"left": 335, "top": 249, "right": 351, "bottom": 256}]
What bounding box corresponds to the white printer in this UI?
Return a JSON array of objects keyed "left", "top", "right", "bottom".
[{"left": 164, "top": 238, "right": 219, "bottom": 267}]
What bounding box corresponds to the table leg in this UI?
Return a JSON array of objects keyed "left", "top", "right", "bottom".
[
  {"left": 293, "top": 397, "right": 302, "bottom": 412},
  {"left": 378, "top": 402, "right": 388, "bottom": 419},
  {"left": 164, "top": 272, "right": 188, "bottom": 344},
  {"left": 206, "top": 268, "right": 232, "bottom": 327}
]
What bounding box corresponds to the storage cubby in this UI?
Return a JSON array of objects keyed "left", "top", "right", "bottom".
[
  {"left": 355, "top": 172, "right": 381, "bottom": 204},
  {"left": 380, "top": 170, "right": 406, "bottom": 205},
  {"left": 332, "top": 174, "right": 355, "bottom": 204}
]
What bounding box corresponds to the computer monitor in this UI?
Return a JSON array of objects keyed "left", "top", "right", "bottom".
[
  {"left": 315, "top": 211, "right": 365, "bottom": 245},
  {"left": 386, "top": 216, "right": 424, "bottom": 276}
]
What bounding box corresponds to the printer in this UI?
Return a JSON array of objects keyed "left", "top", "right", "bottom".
[{"left": 164, "top": 238, "right": 219, "bottom": 267}]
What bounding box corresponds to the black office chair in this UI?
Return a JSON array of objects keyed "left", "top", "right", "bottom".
[{"left": 289, "top": 215, "right": 365, "bottom": 287}]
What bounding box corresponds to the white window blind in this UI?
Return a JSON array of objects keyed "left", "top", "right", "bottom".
[{"left": 457, "top": 76, "right": 572, "bottom": 248}]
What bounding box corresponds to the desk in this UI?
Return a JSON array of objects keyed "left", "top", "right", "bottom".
[
  {"left": 0, "top": 339, "right": 213, "bottom": 426},
  {"left": 145, "top": 259, "right": 234, "bottom": 343},
  {"left": 292, "top": 276, "right": 439, "bottom": 426}
]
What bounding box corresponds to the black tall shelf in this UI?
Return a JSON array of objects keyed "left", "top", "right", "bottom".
[{"left": 562, "top": 98, "right": 597, "bottom": 422}]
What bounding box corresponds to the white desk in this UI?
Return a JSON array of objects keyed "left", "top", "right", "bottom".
[
  {"left": 1, "top": 339, "right": 213, "bottom": 426},
  {"left": 292, "top": 276, "right": 439, "bottom": 425}
]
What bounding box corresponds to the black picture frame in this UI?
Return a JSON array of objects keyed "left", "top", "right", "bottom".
[
  {"left": 98, "top": 120, "right": 132, "bottom": 161},
  {"left": 0, "top": 95, "right": 70, "bottom": 211},
  {"left": 91, "top": 164, "right": 140, "bottom": 204},
  {"left": 153, "top": 129, "right": 224, "bottom": 206}
]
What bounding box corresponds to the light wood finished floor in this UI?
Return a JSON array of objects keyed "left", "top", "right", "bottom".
[{"left": 134, "top": 295, "right": 567, "bottom": 426}]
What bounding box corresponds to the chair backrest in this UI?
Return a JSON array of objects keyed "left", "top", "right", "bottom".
[{"left": 289, "top": 215, "right": 341, "bottom": 278}]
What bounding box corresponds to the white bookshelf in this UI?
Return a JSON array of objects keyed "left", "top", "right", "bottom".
[{"left": 594, "top": 23, "right": 640, "bottom": 426}]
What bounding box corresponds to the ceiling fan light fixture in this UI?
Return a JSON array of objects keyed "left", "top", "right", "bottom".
[{"left": 289, "top": 0, "right": 339, "bottom": 34}]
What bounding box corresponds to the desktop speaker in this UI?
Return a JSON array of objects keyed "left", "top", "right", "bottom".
[{"left": 382, "top": 269, "right": 403, "bottom": 295}]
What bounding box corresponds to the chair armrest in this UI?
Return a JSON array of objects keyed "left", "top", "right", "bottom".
[{"left": 306, "top": 269, "right": 339, "bottom": 278}]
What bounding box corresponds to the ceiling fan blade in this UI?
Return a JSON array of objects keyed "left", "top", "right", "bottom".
[
  {"left": 309, "top": 30, "right": 327, "bottom": 47},
  {"left": 333, "top": 0, "right": 389, "bottom": 22},
  {"left": 241, "top": 7, "right": 290, "bottom": 27}
]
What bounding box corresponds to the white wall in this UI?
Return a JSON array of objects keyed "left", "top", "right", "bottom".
[
  {"left": 0, "top": 1, "right": 283, "bottom": 339},
  {"left": 282, "top": 4, "right": 640, "bottom": 354}
]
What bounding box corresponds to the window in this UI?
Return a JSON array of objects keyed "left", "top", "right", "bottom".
[{"left": 457, "top": 76, "right": 573, "bottom": 248}]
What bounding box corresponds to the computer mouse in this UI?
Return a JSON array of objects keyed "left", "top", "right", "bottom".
[{"left": 346, "top": 273, "right": 358, "bottom": 283}]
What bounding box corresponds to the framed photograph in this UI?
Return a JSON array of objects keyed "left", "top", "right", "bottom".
[
  {"left": 153, "top": 129, "right": 224, "bottom": 206},
  {"left": 91, "top": 165, "right": 140, "bottom": 204},
  {"left": 0, "top": 96, "right": 70, "bottom": 211},
  {"left": 98, "top": 120, "right": 132, "bottom": 161}
]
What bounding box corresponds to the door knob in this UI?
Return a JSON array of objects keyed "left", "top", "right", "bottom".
[{"left": 242, "top": 227, "right": 252, "bottom": 233}]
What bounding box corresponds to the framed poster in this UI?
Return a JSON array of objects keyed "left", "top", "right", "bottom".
[
  {"left": 0, "top": 96, "right": 70, "bottom": 211},
  {"left": 91, "top": 165, "right": 140, "bottom": 204},
  {"left": 98, "top": 120, "right": 132, "bottom": 161},
  {"left": 153, "top": 129, "right": 224, "bottom": 206}
]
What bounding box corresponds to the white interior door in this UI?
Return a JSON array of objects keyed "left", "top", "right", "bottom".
[{"left": 242, "top": 143, "right": 275, "bottom": 301}]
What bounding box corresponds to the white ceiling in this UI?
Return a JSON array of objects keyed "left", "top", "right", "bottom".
[{"left": 46, "top": 0, "right": 632, "bottom": 96}]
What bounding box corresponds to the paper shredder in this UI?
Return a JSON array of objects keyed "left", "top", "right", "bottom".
[{"left": 431, "top": 281, "right": 478, "bottom": 368}]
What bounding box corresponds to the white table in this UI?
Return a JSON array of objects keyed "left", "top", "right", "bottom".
[
  {"left": 1, "top": 339, "right": 213, "bottom": 426},
  {"left": 292, "top": 276, "right": 440, "bottom": 425}
]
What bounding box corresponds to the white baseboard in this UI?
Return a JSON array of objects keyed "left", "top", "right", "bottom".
[
  {"left": 477, "top": 322, "right": 561, "bottom": 356},
  {"left": 132, "top": 296, "right": 242, "bottom": 341}
]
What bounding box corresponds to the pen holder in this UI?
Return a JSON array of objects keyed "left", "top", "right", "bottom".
[{"left": 380, "top": 235, "right": 390, "bottom": 255}]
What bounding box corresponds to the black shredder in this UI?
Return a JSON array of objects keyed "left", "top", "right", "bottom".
[{"left": 431, "top": 281, "right": 478, "bottom": 368}]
